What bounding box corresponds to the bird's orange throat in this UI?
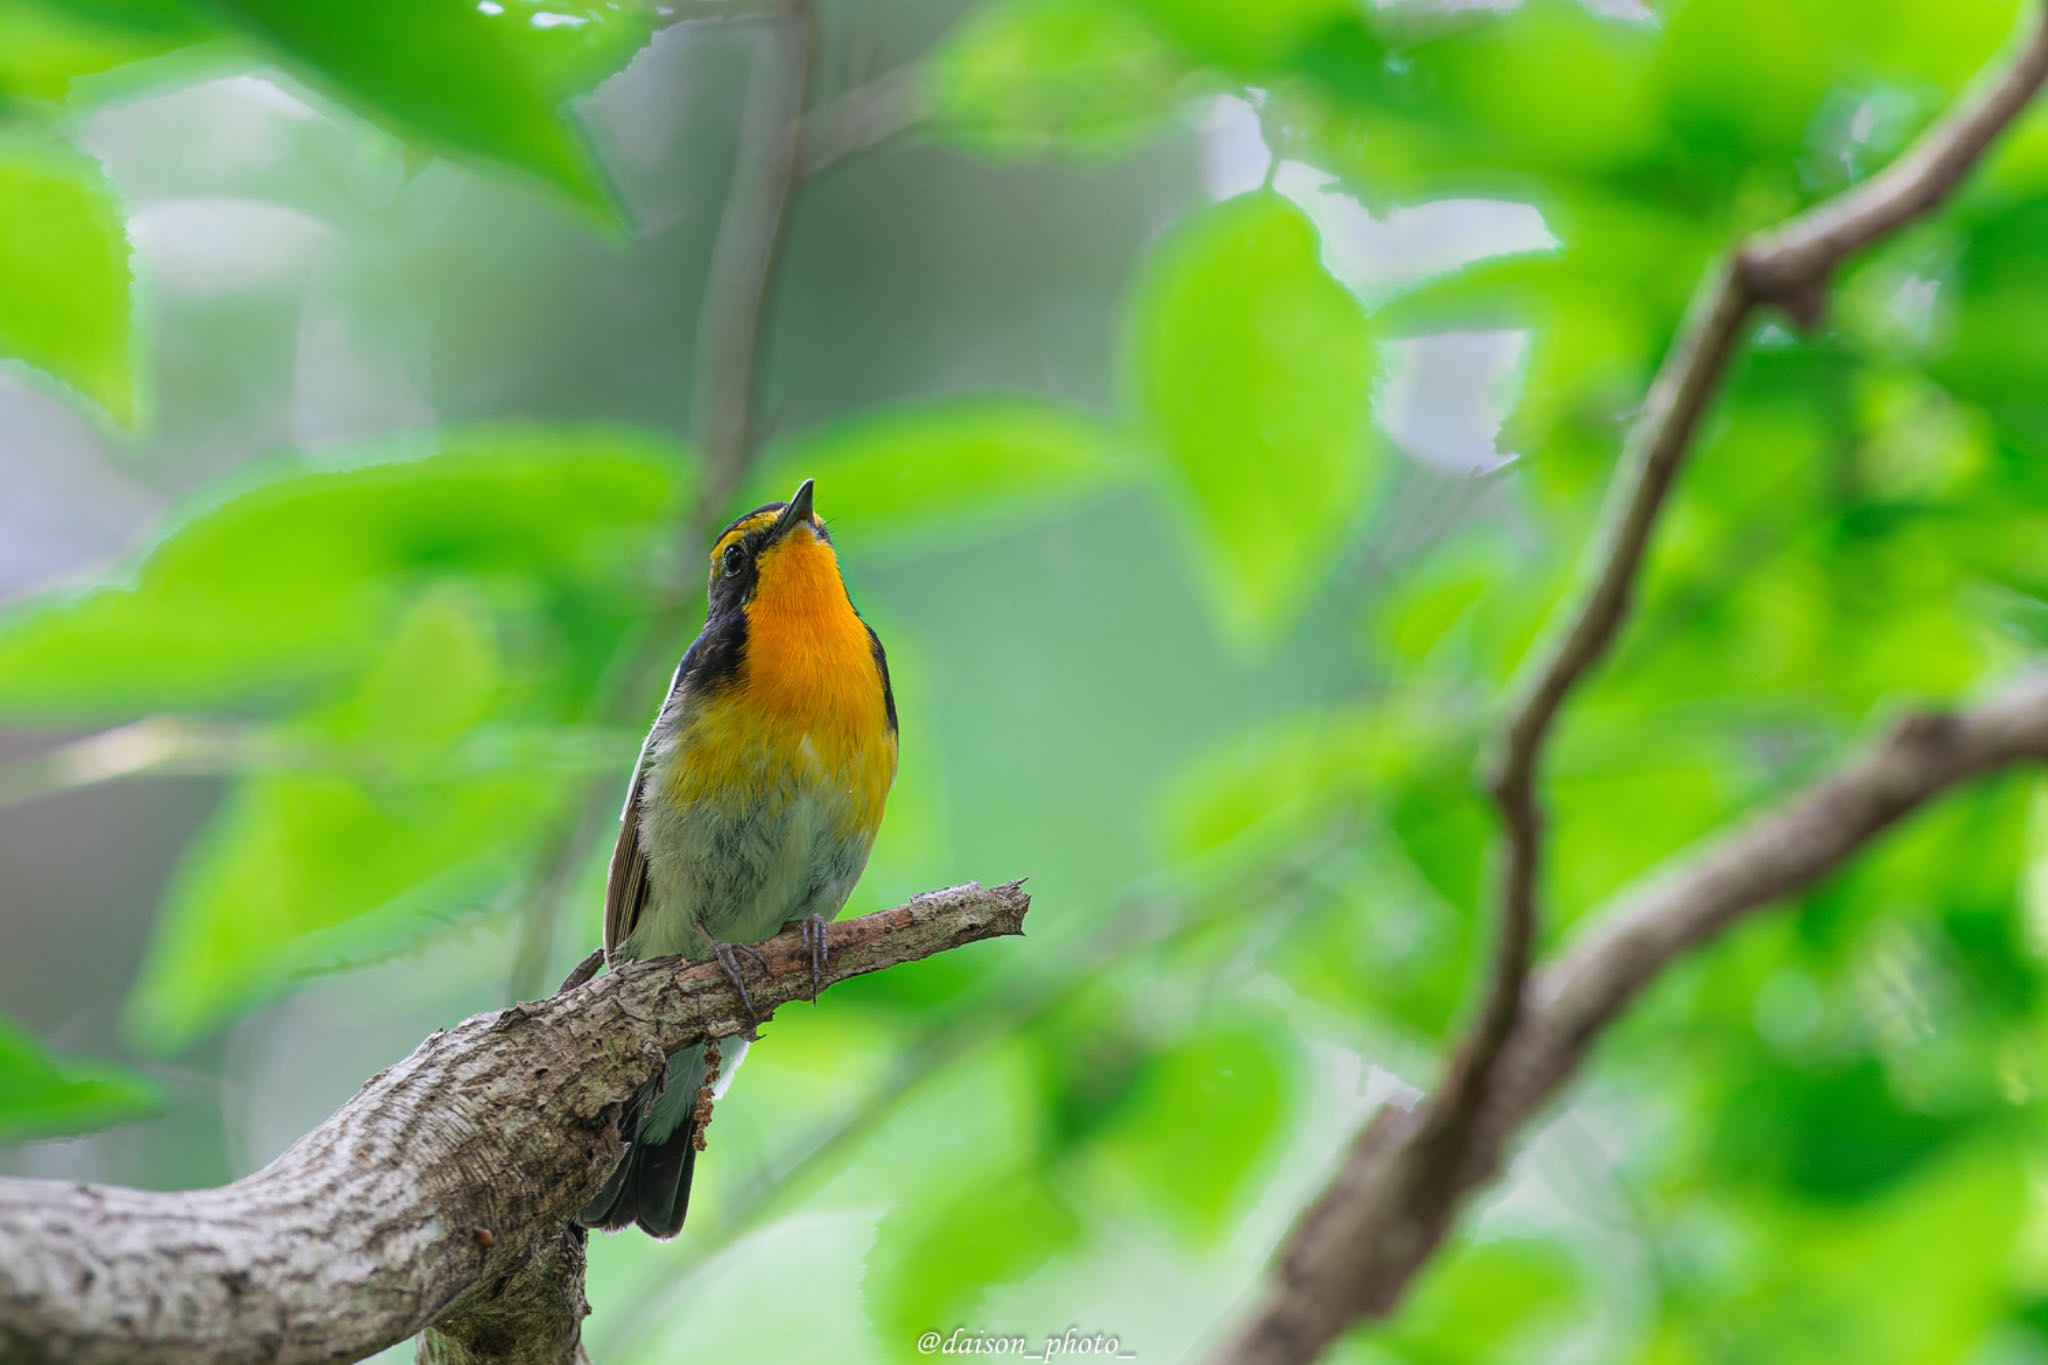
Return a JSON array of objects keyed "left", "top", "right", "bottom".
[
  {"left": 739, "top": 530, "right": 884, "bottom": 738},
  {"left": 662, "top": 524, "right": 894, "bottom": 843}
]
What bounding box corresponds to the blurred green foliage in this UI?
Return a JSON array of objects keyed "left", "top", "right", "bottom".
[
  {"left": 1, "top": 0, "right": 2046, "bottom": 1361},
  {"left": 0, "top": 134, "right": 131, "bottom": 422},
  {"left": 0, "top": 1013, "right": 159, "bottom": 1143}
]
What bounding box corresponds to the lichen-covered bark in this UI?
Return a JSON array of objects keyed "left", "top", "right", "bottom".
[{"left": 0, "top": 881, "right": 1030, "bottom": 1365}]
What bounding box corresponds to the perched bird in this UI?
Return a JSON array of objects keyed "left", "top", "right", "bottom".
[{"left": 579, "top": 479, "right": 898, "bottom": 1237}]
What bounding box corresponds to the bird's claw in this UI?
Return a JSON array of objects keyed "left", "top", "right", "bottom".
[
  {"left": 710, "top": 940, "right": 771, "bottom": 1040},
  {"left": 799, "top": 914, "right": 831, "bottom": 1002}
]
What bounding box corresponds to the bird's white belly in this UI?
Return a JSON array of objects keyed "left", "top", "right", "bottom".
[{"left": 621, "top": 734, "right": 873, "bottom": 962}]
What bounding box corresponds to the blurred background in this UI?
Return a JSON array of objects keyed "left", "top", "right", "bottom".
[{"left": 3, "top": 0, "right": 2048, "bottom": 1359}]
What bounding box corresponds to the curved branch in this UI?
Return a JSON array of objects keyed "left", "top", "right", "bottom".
[
  {"left": 1214, "top": 6, "right": 2048, "bottom": 1361},
  {"left": 0, "top": 882, "right": 1030, "bottom": 1365},
  {"left": 1214, "top": 675, "right": 2048, "bottom": 1365},
  {"left": 1460, "top": 0, "right": 2048, "bottom": 1109}
]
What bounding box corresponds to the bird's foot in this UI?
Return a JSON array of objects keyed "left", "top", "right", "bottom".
[
  {"left": 710, "top": 940, "right": 771, "bottom": 1040},
  {"left": 798, "top": 914, "right": 831, "bottom": 1002}
]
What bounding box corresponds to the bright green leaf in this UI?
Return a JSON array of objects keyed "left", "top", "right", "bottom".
[
  {"left": 0, "top": 0, "right": 213, "bottom": 102},
  {"left": 1117, "top": 0, "right": 1356, "bottom": 70},
  {"left": 875, "top": 1177, "right": 1084, "bottom": 1348},
  {"left": 1091, "top": 1022, "right": 1290, "bottom": 1236},
  {"left": 1159, "top": 708, "right": 1374, "bottom": 870},
  {"left": 923, "top": 0, "right": 1190, "bottom": 162},
  {"left": 1718, "top": 1142, "right": 2025, "bottom": 1365},
  {"left": 205, "top": 0, "right": 653, "bottom": 208},
  {"left": 1131, "top": 191, "right": 1376, "bottom": 639},
  {"left": 0, "top": 136, "right": 134, "bottom": 423},
  {"left": 320, "top": 588, "right": 507, "bottom": 753},
  {"left": 1381, "top": 1238, "right": 1582, "bottom": 1362},
  {"left": 125, "top": 766, "right": 562, "bottom": 1051},
  {"left": 0, "top": 429, "right": 687, "bottom": 719},
  {"left": 0, "top": 1014, "right": 160, "bottom": 1143}
]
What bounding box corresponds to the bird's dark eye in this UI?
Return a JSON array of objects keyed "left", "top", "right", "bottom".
[{"left": 720, "top": 542, "right": 747, "bottom": 578}]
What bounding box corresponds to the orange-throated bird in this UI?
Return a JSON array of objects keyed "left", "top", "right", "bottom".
[{"left": 579, "top": 479, "right": 897, "bottom": 1237}]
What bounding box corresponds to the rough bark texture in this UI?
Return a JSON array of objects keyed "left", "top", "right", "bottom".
[
  {"left": 0, "top": 881, "right": 1030, "bottom": 1365},
  {"left": 1207, "top": 7, "right": 2048, "bottom": 1362}
]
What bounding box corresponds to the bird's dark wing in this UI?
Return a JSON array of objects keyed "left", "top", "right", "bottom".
[
  {"left": 602, "top": 764, "right": 654, "bottom": 959},
  {"left": 603, "top": 650, "right": 689, "bottom": 958},
  {"left": 864, "top": 621, "right": 897, "bottom": 734}
]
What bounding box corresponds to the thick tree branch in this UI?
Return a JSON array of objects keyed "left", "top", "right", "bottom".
[
  {"left": 1213, "top": 7, "right": 2048, "bottom": 1362},
  {"left": 0, "top": 882, "right": 1029, "bottom": 1365}
]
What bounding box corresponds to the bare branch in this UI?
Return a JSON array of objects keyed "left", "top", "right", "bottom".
[
  {"left": 691, "top": 2, "right": 814, "bottom": 517},
  {"left": 1459, "top": 263, "right": 1749, "bottom": 1111},
  {"left": 1463, "top": 2, "right": 2048, "bottom": 1109},
  {"left": 799, "top": 65, "right": 926, "bottom": 177},
  {"left": 1738, "top": 8, "right": 2048, "bottom": 324},
  {"left": 1213, "top": 677, "right": 2048, "bottom": 1365},
  {"left": 1532, "top": 676, "right": 2048, "bottom": 1080},
  {"left": 0, "top": 882, "right": 1030, "bottom": 1365},
  {"left": 1213, "top": 7, "right": 2048, "bottom": 1361}
]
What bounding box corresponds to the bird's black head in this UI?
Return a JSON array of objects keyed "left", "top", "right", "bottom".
[{"left": 704, "top": 478, "right": 830, "bottom": 619}]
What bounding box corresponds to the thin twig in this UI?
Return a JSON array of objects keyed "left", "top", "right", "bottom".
[
  {"left": 690, "top": 1, "right": 814, "bottom": 518},
  {"left": 799, "top": 64, "right": 925, "bottom": 176}
]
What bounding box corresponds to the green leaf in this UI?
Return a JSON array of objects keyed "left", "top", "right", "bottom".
[
  {"left": 0, "top": 136, "right": 134, "bottom": 423},
  {"left": 0, "top": 433, "right": 688, "bottom": 1049},
  {"left": 752, "top": 395, "right": 1124, "bottom": 542},
  {"left": 923, "top": 0, "right": 1190, "bottom": 163},
  {"left": 1382, "top": 1238, "right": 1582, "bottom": 1362},
  {"left": 1723, "top": 1142, "right": 2024, "bottom": 1365},
  {"left": 875, "top": 1177, "right": 1084, "bottom": 1349},
  {"left": 1130, "top": 191, "right": 1377, "bottom": 639},
  {"left": 1116, "top": 0, "right": 1357, "bottom": 70},
  {"left": 0, "top": 429, "right": 686, "bottom": 719},
  {"left": 1712, "top": 1054, "right": 1966, "bottom": 1202},
  {"left": 1090, "top": 1021, "right": 1290, "bottom": 1237},
  {"left": 0, "top": 0, "right": 214, "bottom": 102},
  {"left": 123, "top": 594, "right": 557, "bottom": 1050},
  {"left": 0, "top": 1014, "right": 160, "bottom": 1143},
  {"left": 126, "top": 768, "right": 562, "bottom": 1050},
  {"left": 204, "top": 0, "right": 652, "bottom": 207},
  {"left": 1159, "top": 709, "right": 1374, "bottom": 870}
]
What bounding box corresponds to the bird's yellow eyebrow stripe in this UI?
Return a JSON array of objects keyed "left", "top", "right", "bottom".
[{"left": 711, "top": 510, "right": 781, "bottom": 562}]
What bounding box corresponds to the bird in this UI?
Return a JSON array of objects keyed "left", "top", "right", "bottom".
[{"left": 578, "top": 478, "right": 897, "bottom": 1238}]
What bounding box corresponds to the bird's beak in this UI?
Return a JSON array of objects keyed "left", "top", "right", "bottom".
[{"left": 771, "top": 478, "right": 816, "bottom": 541}]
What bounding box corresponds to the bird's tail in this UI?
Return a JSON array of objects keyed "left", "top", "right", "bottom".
[{"left": 578, "top": 1042, "right": 709, "bottom": 1239}]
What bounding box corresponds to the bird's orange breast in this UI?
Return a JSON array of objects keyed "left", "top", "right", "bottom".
[{"left": 663, "top": 530, "right": 895, "bottom": 842}]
